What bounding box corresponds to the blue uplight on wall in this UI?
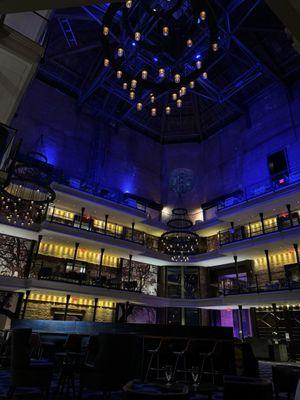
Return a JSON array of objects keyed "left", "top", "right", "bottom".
[
  {"left": 43, "top": 144, "right": 58, "bottom": 166},
  {"left": 121, "top": 175, "right": 135, "bottom": 194}
]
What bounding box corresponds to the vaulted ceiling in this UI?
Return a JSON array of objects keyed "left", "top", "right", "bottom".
[{"left": 38, "top": 0, "right": 300, "bottom": 143}]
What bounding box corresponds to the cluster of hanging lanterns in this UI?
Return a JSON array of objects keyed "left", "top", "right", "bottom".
[
  {"left": 101, "top": 0, "right": 219, "bottom": 116},
  {"left": 0, "top": 152, "right": 55, "bottom": 227},
  {"left": 160, "top": 208, "right": 202, "bottom": 263}
]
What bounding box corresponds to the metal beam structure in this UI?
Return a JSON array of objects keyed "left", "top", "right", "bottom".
[
  {"left": 33, "top": 0, "right": 300, "bottom": 143},
  {"left": 0, "top": 0, "right": 123, "bottom": 14}
]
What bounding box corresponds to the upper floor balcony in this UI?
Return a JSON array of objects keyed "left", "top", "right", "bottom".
[
  {"left": 218, "top": 207, "right": 300, "bottom": 246},
  {"left": 44, "top": 204, "right": 160, "bottom": 253},
  {"left": 199, "top": 169, "right": 300, "bottom": 230}
]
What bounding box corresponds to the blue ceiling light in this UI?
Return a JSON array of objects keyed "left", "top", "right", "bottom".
[
  {"left": 131, "top": 41, "right": 136, "bottom": 47},
  {"left": 195, "top": 54, "right": 201, "bottom": 59},
  {"left": 153, "top": 57, "right": 158, "bottom": 62}
]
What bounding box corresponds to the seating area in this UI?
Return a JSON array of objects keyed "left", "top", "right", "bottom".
[{"left": 0, "top": 327, "right": 299, "bottom": 399}]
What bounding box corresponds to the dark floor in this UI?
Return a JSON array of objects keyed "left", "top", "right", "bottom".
[{"left": 0, "top": 361, "right": 293, "bottom": 399}]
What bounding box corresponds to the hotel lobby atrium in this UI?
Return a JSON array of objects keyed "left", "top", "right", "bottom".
[{"left": 0, "top": 0, "right": 300, "bottom": 398}]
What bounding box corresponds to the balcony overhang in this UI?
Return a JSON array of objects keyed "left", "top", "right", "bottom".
[{"left": 1, "top": 276, "right": 300, "bottom": 310}]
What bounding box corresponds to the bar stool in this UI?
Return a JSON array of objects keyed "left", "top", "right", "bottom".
[
  {"left": 172, "top": 339, "right": 192, "bottom": 380},
  {"left": 199, "top": 341, "right": 219, "bottom": 384},
  {"left": 145, "top": 338, "right": 175, "bottom": 381}
]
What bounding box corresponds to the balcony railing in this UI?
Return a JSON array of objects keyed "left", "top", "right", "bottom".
[
  {"left": 216, "top": 270, "right": 300, "bottom": 297},
  {"left": 46, "top": 210, "right": 159, "bottom": 251},
  {"left": 218, "top": 169, "right": 300, "bottom": 210},
  {"left": 53, "top": 173, "right": 147, "bottom": 213},
  {"left": 219, "top": 209, "right": 300, "bottom": 246},
  {"left": 36, "top": 265, "right": 141, "bottom": 293}
]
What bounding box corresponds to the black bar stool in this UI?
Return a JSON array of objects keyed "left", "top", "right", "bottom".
[
  {"left": 199, "top": 341, "right": 219, "bottom": 384},
  {"left": 173, "top": 339, "right": 192, "bottom": 380}
]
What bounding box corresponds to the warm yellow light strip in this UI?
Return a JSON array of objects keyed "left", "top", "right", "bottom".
[
  {"left": 39, "top": 242, "right": 119, "bottom": 267},
  {"left": 29, "top": 292, "right": 116, "bottom": 308},
  {"left": 48, "top": 206, "right": 75, "bottom": 221},
  {"left": 48, "top": 206, "right": 123, "bottom": 234},
  {"left": 254, "top": 250, "right": 296, "bottom": 269}
]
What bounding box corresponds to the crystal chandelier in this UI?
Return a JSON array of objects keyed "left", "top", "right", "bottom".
[{"left": 160, "top": 208, "right": 201, "bottom": 262}]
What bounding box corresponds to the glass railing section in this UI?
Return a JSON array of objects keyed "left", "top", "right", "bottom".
[{"left": 218, "top": 168, "right": 300, "bottom": 211}]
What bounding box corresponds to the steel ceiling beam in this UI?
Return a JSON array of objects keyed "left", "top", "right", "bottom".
[{"left": 0, "top": 0, "right": 124, "bottom": 14}]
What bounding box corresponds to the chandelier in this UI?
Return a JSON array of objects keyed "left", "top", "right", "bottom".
[
  {"left": 159, "top": 208, "right": 201, "bottom": 262},
  {"left": 0, "top": 152, "right": 55, "bottom": 227},
  {"left": 101, "top": 0, "right": 219, "bottom": 116}
]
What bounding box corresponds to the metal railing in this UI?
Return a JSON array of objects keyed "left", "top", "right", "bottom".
[
  {"left": 46, "top": 207, "right": 159, "bottom": 251},
  {"left": 35, "top": 261, "right": 141, "bottom": 293},
  {"left": 219, "top": 209, "right": 300, "bottom": 246},
  {"left": 53, "top": 173, "right": 147, "bottom": 213},
  {"left": 217, "top": 271, "right": 300, "bottom": 297},
  {"left": 218, "top": 169, "right": 300, "bottom": 211}
]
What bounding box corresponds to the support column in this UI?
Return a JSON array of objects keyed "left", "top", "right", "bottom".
[
  {"left": 92, "top": 298, "right": 98, "bottom": 322},
  {"left": 128, "top": 254, "right": 133, "bottom": 282},
  {"left": 238, "top": 305, "right": 244, "bottom": 341},
  {"left": 50, "top": 205, "right": 56, "bottom": 222},
  {"left": 33, "top": 234, "right": 43, "bottom": 266},
  {"left": 104, "top": 214, "right": 109, "bottom": 234},
  {"left": 286, "top": 204, "right": 293, "bottom": 227},
  {"left": 259, "top": 212, "right": 265, "bottom": 234},
  {"left": 234, "top": 255, "right": 240, "bottom": 291},
  {"left": 293, "top": 243, "right": 300, "bottom": 272},
  {"left": 72, "top": 242, "right": 80, "bottom": 272},
  {"left": 98, "top": 248, "right": 105, "bottom": 279},
  {"left": 64, "top": 294, "right": 71, "bottom": 321},
  {"left": 265, "top": 249, "right": 272, "bottom": 283},
  {"left": 24, "top": 240, "right": 36, "bottom": 278},
  {"left": 131, "top": 222, "right": 135, "bottom": 241},
  {"left": 79, "top": 207, "right": 85, "bottom": 229},
  {"left": 21, "top": 290, "right": 31, "bottom": 319}
]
